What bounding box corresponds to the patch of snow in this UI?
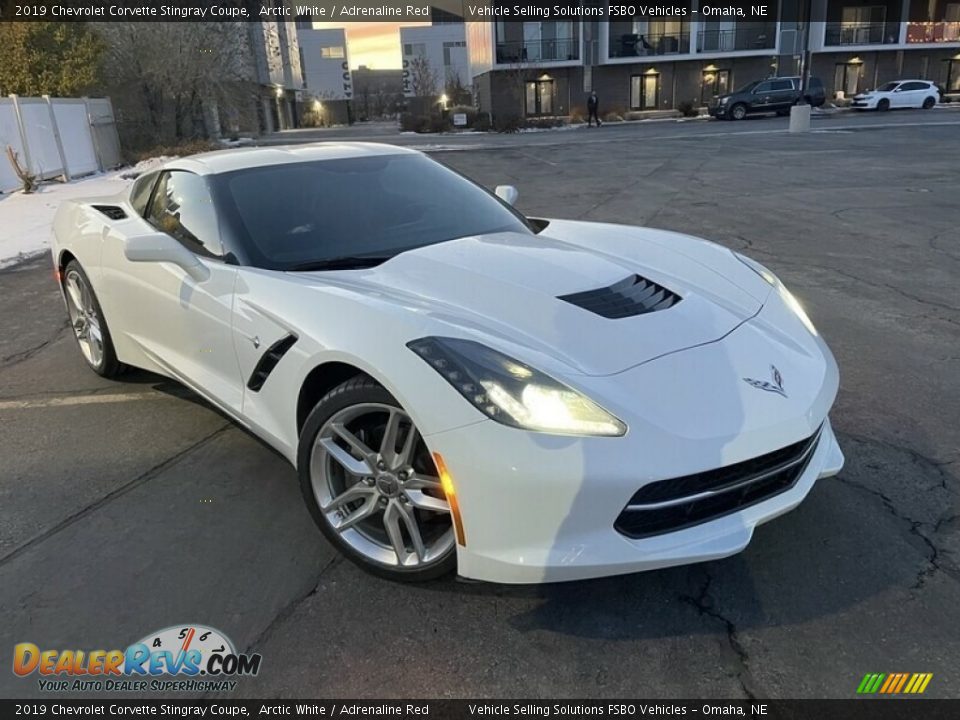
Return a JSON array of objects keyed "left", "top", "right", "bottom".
[{"left": 0, "top": 171, "right": 133, "bottom": 269}]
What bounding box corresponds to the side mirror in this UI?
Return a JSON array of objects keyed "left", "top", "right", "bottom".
[
  {"left": 124, "top": 233, "right": 210, "bottom": 282},
  {"left": 495, "top": 185, "right": 519, "bottom": 206}
]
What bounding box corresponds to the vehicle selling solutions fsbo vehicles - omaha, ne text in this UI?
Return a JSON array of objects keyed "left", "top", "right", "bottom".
[{"left": 51, "top": 143, "right": 844, "bottom": 583}]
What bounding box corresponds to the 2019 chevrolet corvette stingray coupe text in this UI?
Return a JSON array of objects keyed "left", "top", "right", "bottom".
[{"left": 51, "top": 143, "right": 844, "bottom": 583}]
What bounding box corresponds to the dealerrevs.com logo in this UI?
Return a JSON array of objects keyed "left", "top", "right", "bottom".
[{"left": 13, "top": 624, "right": 261, "bottom": 693}]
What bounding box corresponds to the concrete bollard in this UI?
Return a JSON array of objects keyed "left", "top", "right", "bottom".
[{"left": 789, "top": 104, "right": 812, "bottom": 133}]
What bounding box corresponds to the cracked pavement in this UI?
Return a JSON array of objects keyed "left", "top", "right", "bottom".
[{"left": 1, "top": 113, "right": 958, "bottom": 699}]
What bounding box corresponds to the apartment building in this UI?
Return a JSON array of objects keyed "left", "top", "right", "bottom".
[
  {"left": 296, "top": 24, "right": 353, "bottom": 125},
  {"left": 400, "top": 23, "right": 470, "bottom": 99},
  {"left": 466, "top": 1, "right": 960, "bottom": 120},
  {"left": 248, "top": 0, "right": 305, "bottom": 132}
]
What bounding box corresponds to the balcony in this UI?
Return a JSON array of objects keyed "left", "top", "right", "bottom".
[
  {"left": 495, "top": 38, "right": 580, "bottom": 64},
  {"left": 824, "top": 22, "right": 901, "bottom": 46},
  {"left": 697, "top": 28, "right": 776, "bottom": 53},
  {"left": 906, "top": 21, "right": 960, "bottom": 43},
  {"left": 609, "top": 32, "right": 691, "bottom": 58}
]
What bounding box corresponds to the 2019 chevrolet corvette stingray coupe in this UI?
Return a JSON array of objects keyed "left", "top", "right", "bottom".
[{"left": 51, "top": 143, "right": 844, "bottom": 583}]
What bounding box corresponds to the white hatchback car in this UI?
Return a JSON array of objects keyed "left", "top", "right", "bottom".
[{"left": 851, "top": 80, "right": 941, "bottom": 110}]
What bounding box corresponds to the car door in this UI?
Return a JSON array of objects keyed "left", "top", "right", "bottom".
[
  {"left": 899, "top": 81, "right": 927, "bottom": 107},
  {"left": 750, "top": 80, "right": 775, "bottom": 111},
  {"left": 767, "top": 79, "right": 797, "bottom": 110},
  {"left": 100, "top": 169, "right": 244, "bottom": 415}
]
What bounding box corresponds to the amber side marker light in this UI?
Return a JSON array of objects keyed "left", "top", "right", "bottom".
[{"left": 433, "top": 452, "right": 466, "bottom": 546}]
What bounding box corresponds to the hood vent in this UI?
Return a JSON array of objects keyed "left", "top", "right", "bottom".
[
  {"left": 558, "top": 274, "right": 681, "bottom": 319},
  {"left": 93, "top": 205, "right": 127, "bottom": 220}
]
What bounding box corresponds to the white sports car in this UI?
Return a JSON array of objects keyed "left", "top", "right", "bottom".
[{"left": 52, "top": 143, "right": 844, "bottom": 584}]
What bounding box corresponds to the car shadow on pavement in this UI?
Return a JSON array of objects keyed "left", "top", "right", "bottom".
[{"left": 419, "top": 429, "right": 955, "bottom": 644}]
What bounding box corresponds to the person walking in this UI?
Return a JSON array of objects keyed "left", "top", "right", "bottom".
[{"left": 587, "top": 90, "right": 602, "bottom": 127}]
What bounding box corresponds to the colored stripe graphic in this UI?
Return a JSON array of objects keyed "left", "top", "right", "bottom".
[{"left": 857, "top": 672, "right": 932, "bottom": 694}]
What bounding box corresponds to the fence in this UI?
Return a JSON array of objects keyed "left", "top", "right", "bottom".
[{"left": 0, "top": 96, "right": 123, "bottom": 193}]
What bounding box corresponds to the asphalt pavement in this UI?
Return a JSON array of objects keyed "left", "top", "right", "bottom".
[{"left": 1, "top": 110, "right": 958, "bottom": 699}]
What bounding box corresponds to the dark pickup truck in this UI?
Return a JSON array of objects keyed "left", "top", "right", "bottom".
[{"left": 710, "top": 77, "right": 826, "bottom": 120}]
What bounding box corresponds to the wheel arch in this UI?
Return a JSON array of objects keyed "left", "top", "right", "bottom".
[{"left": 296, "top": 361, "right": 373, "bottom": 436}]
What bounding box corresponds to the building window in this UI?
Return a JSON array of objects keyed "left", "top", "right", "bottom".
[
  {"left": 946, "top": 59, "right": 960, "bottom": 92},
  {"left": 839, "top": 6, "right": 888, "bottom": 44},
  {"left": 701, "top": 68, "right": 730, "bottom": 105},
  {"left": 630, "top": 73, "right": 660, "bottom": 110},
  {"left": 320, "top": 46, "right": 345, "bottom": 59},
  {"left": 525, "top": 79, "right": 555, "bottom": 116},
  {"left": 403, "top": 43, "right": 427, "bottom": 58}
]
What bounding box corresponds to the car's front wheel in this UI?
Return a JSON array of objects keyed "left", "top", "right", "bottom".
[
  {"left": 62, "top": 260, "right": 123, "bottom": 378},
  {"left": 298, "top": 376, "right": 456, "bottom": 581},
  {"left": 877, "top": 98, "right": 890, "bottom": 111},
  {"left": 729, "top": 103, "right": 747, "bottom": 120}
]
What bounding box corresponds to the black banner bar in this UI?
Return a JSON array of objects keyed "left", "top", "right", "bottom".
[
  {"left": 0, "top": 1, "right": 846, "bottom": 23},
  {"left": 1, "top": 700, "right": 959, "bottom": 719}
]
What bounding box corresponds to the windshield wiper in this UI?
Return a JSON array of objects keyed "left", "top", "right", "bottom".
[{"left": 286, "top": 255, "right": 393, "bottom": 272}]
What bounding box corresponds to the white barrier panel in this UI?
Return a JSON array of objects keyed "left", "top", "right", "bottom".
[
  {"left": 19, "top": 99, "right": 65, "bottom": 179},
  {"left": 0, "top": 96, "right": 121, "bottom": 193},
  {"left": 54, "top": 102, "right": 99, "bottom": 177},
  {"left": 0, "top": 102, "right": 25, "bottom": 192}
]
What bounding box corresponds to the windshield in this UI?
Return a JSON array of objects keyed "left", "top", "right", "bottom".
[
  {"left": 213, "top": 153, "right": 531, "bottom": 270},
  {"left": 877, "top": 82, "right": 900, "bottom": 92}
]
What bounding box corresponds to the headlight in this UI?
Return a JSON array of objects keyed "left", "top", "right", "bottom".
[
  {"left": 407, "top": 337, "right": 626, "bottom": 437},
  {"left": 718, "top": 97, "right": 729, "bottom": 105},
  {"left": 734, "top": 252, "right": 818, "bottom": 336}
]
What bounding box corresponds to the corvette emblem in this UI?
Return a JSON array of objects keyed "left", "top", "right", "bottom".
[{"left": 743, "top": 365, "right": 787, "bottom": 398}]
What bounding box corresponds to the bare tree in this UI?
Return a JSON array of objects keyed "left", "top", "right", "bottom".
[
  {"left": 95, "top": 22, "right": 258, "bottom": 148},
  {"left": 408, "top": 56, "right": 440, "bottom": 98}
]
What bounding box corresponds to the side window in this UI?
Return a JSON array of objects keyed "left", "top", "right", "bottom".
[
  {"left": 754, "top": 81, "right": 774, "bottom": 93},
  {"left": 900, "top": 81, "right": 927, "bottom": 91},
  {"left": 129, "top": 172, "right": 158, "bottom": 217},
  {"left": 771, "top": 79, "right": 794, "bottom": 92},
  {"left": 147, "top": 171, "right": 222, "bottom": 257}
]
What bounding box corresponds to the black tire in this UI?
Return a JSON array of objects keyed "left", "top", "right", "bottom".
[
  {"left": 298, "top": 375, "right": 457, "bottom": 582},
  {"left": 877, "top": 98, "right": 890, "bottom": 112},
  {"left": 62, "top": 260, "right": 124, "bottom": 378},
  {"left": 922, "top": 96, "right": 936, "bottom": 110},
  {"left": 729, "top": 103, "right": 747, "bottom": 121}
]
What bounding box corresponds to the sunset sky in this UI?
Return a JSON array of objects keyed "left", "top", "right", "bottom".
[{"left": 312, "top": 22, "right": 430, "bottom": 69}]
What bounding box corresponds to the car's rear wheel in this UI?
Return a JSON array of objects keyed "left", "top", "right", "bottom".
[
  {"left": 62, "top": 260, "right": 123, "bottom": 378},
  {"left": 922, "top": 96, "right": 936, "bottom": 109},
  {"left": 298, "top": 376, "right": 456, "bottom": 581},
  {"left": 877, "top": 98, "right": 890, "bottom": 111},
  {"left": 729, "top": 103, "right": 747, "bottom": 121}
]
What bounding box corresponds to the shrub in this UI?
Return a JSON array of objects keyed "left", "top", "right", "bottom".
[
  {"left": 569, "top": 106, "right": 586, "bottom": 124},
  {"left": 603, "top": 112, "right": 624, "bottom": 122},
  {"left": 130, "top": 139, "right": 218, "bottom": 163},
  {"left": 472, "top": 112, "right": 492, "bottom": 132},
  {"left": 495, "top": 114, "right": 523, "bottom": 133},
  {"left": 677, "top": 100, "right": 699, "bottom": 118}
]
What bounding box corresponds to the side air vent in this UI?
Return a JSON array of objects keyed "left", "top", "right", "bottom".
[
  {"left": 247, "top": 334, "right": 298, "bottom": 391},
  {"left": 93, "top": 205, "right": 127, "bottom": 220},
  {"left": 558, "top": 274, "right": 681, "bottom": 319}
]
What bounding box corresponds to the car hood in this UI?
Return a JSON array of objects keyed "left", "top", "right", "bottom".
[{"left": 301, "top": 221, "right": 771, "bottom": 376}]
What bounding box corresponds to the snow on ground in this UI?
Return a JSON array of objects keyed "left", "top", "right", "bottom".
[{"left": 0, "top": 171, "right": 134, "bottom": 269}]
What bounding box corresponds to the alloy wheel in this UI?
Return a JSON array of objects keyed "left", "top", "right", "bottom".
[
  {"left": 64, "top": 269, "right": 104, "bottom": 369},
  {"left": 309, "top": 403, "right": 454, "bottom": 569}
]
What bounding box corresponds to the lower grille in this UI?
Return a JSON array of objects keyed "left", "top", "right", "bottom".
[{"left": 615, "top": 426, "right": 822, "bottom": 539}]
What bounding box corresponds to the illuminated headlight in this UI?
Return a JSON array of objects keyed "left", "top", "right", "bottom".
[
  {"left": 407, "top": 337, "right": 626, "bottom": 437},
  {"left": 734, "top": 252, "right": 818, "bottom": 336},
  {"left": 718, "top": 97, "right": 729, "bottom": 105}
]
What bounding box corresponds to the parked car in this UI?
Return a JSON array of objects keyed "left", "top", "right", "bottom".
[
  {"left": 851, "top": 80, "right": 941, "bottom": 110},
  {"left": 711, "top": 77, "right": 826, "bottom": 120},
  {"left": 51, "top": 144, "right": 843, "bottom": 584}
]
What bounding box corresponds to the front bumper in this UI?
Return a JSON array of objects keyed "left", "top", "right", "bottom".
[
  {"left": 424, "top": 297, "right": 842, "bottom": 584},
  {"left": 431, "top": 418, "right": 842, "bottom": 584}
]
